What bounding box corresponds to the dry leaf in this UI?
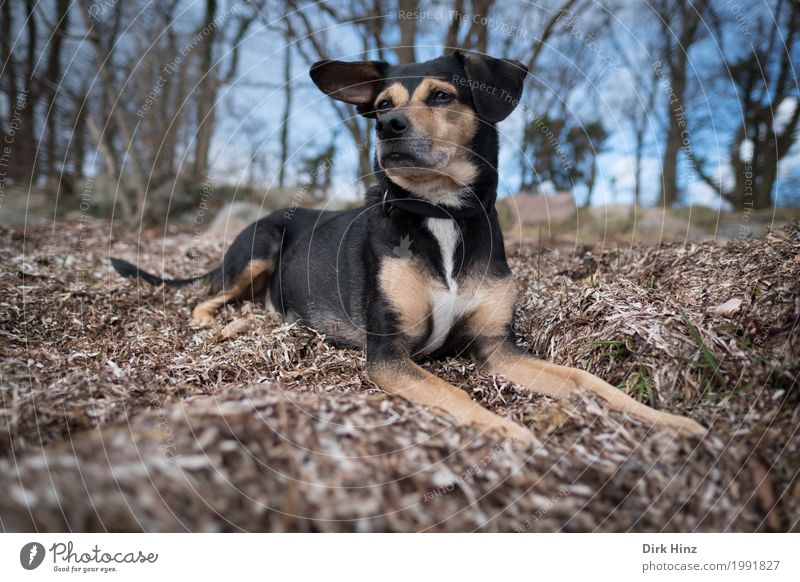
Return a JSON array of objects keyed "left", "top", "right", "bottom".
[
  {"left": 709, "top": 297, "right": 742, "bottom": 317},
  {"left": 213, "top": 318, "right": 250, "bottom": 342}
]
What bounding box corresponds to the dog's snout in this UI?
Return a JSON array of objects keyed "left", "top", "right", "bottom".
[{"left": 376, "top": 113, "right": 409, "bottom": 139}]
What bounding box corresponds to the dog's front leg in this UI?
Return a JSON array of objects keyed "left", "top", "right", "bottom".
[
  {"left": 476, "top": 342, "right": 706, "bottom": 437},
  {"left": 366, "top": 356, "right": 536, "bottom": 445}
]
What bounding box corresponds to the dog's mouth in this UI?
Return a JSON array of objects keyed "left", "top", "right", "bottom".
[
  {"left": 382, "top": 150, "right": 419, "bottom": 167},
  {"left": 377, "top": 137, "right": 449, "bottom": 173}
]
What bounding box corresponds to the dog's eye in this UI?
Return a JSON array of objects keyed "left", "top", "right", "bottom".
[
  {"left": 432, "top": 90, "right": 453, "bottom": 104},
  {"left": 376, "top": 99, "right": 393, "bottom": 111}
]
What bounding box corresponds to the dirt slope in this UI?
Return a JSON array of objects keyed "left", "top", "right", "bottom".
[{"left": 0, "top": 220, "right": 797, "bottom": 531}]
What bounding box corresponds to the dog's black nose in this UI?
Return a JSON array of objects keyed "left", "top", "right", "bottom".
[{"left": 376, "top": 113, "right": 409, "bottom": 139}]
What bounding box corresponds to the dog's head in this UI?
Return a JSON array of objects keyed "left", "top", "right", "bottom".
[{"left": 310, "top": 51, "right": 526, "bottom": 206}]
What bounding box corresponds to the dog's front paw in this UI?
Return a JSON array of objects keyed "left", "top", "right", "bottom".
[
  {"left": 191, "top": 307, "right": 216, "bottom": 327},
  {"left": 664, "top": 414, "right": 707, "bottom": 438},
  {"left": 491, "top": 418, "right": 538, "bottom": 447}
]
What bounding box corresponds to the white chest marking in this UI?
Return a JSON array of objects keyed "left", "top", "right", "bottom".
[{"left": 420, "top": 218, "right": 475, "bottom": 354}]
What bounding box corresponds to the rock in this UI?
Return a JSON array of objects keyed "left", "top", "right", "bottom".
[
  {"left": 0, "top": 185, "right": 53, "bottom": 226},
  {"left": 76, "top": 173, "right": 140, "bottom": 215},
  {"left": 144, "top": 175, "right": 193, "bottom": 219},
  {"left": 209, "top": 201, "right": 269, "bottom": 230},
  {"left": 500, "top": 192, "right": 576, "bottom": 228}
]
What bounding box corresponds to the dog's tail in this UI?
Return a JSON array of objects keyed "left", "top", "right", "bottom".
[{"left": 110, "top": 257, "right": 216, "bottom": 288}]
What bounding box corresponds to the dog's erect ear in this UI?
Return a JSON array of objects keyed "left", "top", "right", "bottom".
[
  {"left": 455, "top": 50, "right": 527, "bottom": 124},
  {"left": 310, "top": 60, "right": 389, "bottom": 116}
]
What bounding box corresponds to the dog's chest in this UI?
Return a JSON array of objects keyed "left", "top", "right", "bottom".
[{"left": 420, "top": 218, "right": 477, "bottom": 353}]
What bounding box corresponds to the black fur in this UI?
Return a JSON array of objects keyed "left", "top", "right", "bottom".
[
  {"left": 112, "top": 51, "right": 526, "bottom": 360},
  {"left": 110, "top": 257, "right": 213, "bottom": 288},
  {"left": 111, "top": 52, "right": 707, "bottom": 439}
]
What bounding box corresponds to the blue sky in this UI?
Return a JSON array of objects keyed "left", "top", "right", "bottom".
[{"left": 206, "top": 1, "right": 799, "bottom": 210}]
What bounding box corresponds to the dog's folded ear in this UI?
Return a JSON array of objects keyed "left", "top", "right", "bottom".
[
  {"left": 454, "top": 50, "right": 527, "bottom": 124},
  {"left": 310, "top": 60, "right": 389, "bottom": 116}
]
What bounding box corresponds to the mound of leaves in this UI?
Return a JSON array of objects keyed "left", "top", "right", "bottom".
[{"left": 0, "top": 220, "right": 797, "bottom": 531}]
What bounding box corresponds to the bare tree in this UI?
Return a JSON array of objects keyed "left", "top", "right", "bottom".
[
  {"left": 184, "top": 0, "right": 256, "bottom": 182},
  {"left": 652, "top": 0, "right": 709, "bottom": 207},
  {"left": 282, "top": 0, "right": 388, "bottom": 186},
  {"left": 692, "top": 0, "right": 800, "bottom": 209},
  {"left": 0, "top": 1, "right": 41, "bottom": 182},
  {"left": 512, "top": 0, "right": 603, "bottom": 195},
  {"left": 282, "top": 0, "right": 590, "bottom": 191},
  {"left": 78, "top": 0, "right": 148, "bottom": 220},
  {"left": 608, "top": 22, "right": 662, "bottom": 207},
  {"left": 5, "top": 0, "right": 796, "bottom": 226}
]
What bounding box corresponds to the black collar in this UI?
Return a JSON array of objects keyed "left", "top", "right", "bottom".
[{"left": 381, "top": 189, "right": 490, "bottom": 219}]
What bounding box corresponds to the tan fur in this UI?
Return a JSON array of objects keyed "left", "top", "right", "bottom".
[
  {"left": 464, "top": 276, "right": 517, "bottom": 339},
  {"left": 368, "top": 359, "right": 535, "bottom": 444},
  {"left": 375, "top": 259, "right": 704, "bottom": 437},
  {"left": 482, "top": 347, "right": 706, "bottom": 436},
  {"left": 376, "top": 78, "right": 479, "bottom": 202},
  {"left": 388, "top": 161, "right": 479, "bottom": 205},
  {"left": 374, "top": 82, "right": 410, "bottom": 109},
  {"left": 192, "top": 259, "right": 273, "bottom": 326},
  {"left": 379, "top": 257, "right": 432, "bottom": 342},
  {"left": 380, "top": 255, "right": 520, "bottom": 349},
  {"left": 403, "top": 79, "right": 478, "bottom": 147}
]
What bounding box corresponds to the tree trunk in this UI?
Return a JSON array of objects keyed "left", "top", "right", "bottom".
[
  {"left": 1, "top": 0, "right": 18, "bottom": 145},
  {"left": 754, "top": 143, "right": 777, "bottom": 209},
  {"left": 45, "top": 0, "right": 70, "bottom": 183},
  {"left": 586, "top": 157, "right": 599, "bottom": 208},
  {"left": 660, "top": 118, "right": 681, "bottom": 207},
  {"left": 657, "top": 0, "right": 707, "bottom": 208},
  {"left": 85, "top": 115, "right": 132, "bottom": 219},
  {"left": 192, "top": 0, "right": 218, "bottom": 183},
  {"left": 466, "top": 0, "right": 493, "bottom": 53},
  {"left": 79, "top": 0, "right": 147, "bottom": 222},
  {"left": 659, "top": 47, "right": 689, "bottom": 208},
  {"left": 397, "top": 0, "right": 417, "bottom": 64},
  {"left": 14, "top": 0, "right": 39, "bottom": 182},
  {"left": 633, "top": 128, "right": 644, "bottom": 207},
  {"left": 72, "top": 93, "right": 87, "bottom": 177},
  {"left": 445, "top": 0, "right": 465, "bottom": 50},
  {"left": 278, "top": 36, "right": 292, "bottom": 188}
]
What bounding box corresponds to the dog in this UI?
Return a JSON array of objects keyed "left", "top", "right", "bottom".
[{"left": 112, "top": 50, "right": 705, "bottom": 442}]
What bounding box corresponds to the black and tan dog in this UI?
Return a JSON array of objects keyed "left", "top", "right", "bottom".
[{"left": 112, "top": 50, "right": 705, "bottom": 442}]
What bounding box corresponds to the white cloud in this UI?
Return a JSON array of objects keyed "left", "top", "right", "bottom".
[
  {"left": 685, "top": 180, "right": 726, "bottom": 210},
  {"left": 774, "top": 96, "right": 798, "bottom": 134},
  {"left": 739, "top": 139, "right": 754, "bottom": 162}
]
